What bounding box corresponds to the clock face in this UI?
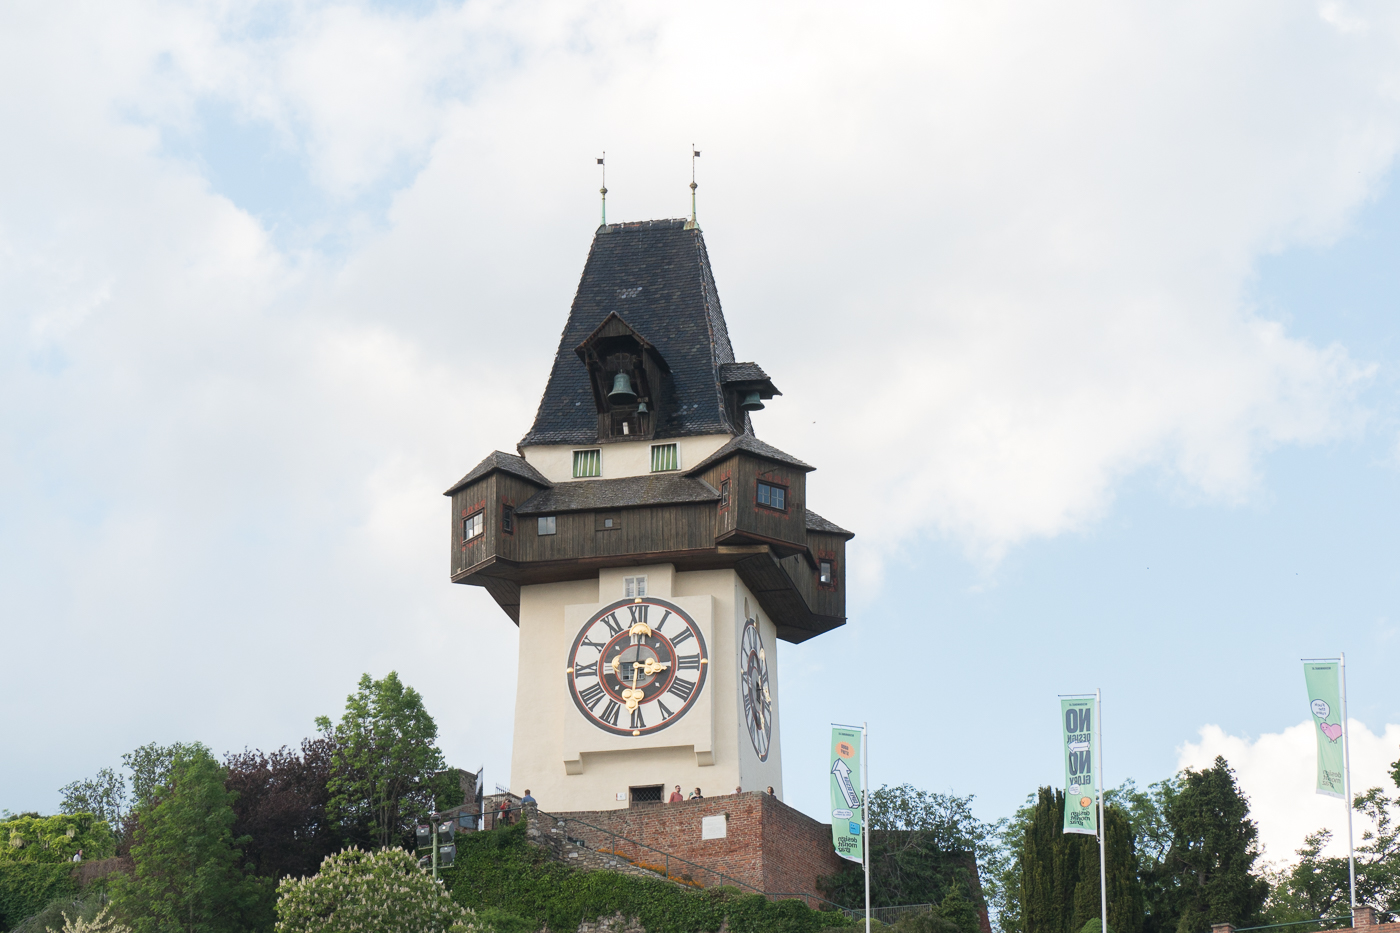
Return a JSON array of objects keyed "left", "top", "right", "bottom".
[
  {"left": 740, "top": 618, "right": 773, "bottom": 761},
  {"left": 566, "top": 597, "right": 709, "bottom": 736}
]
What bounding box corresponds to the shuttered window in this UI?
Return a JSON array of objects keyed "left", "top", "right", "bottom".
[
  {"left": 650, "top": 443, "right": 679, "bottom": 472},
  {"left": 573, "top": 449, "right": 602, "bottom": 478}
]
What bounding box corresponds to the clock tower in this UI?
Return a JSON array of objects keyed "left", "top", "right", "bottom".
[{"left": 447, "top": 218, "right": 852, "bottom": 811}]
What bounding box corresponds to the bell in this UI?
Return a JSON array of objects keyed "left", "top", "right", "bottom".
[
  {"left": 637, "top": 400, "right": 648, "bottom": 413},
  {"left": 608, "top": 372, "right": 637, "bottom": 404},
  {"left": 740, "top": 391, "right": 765, "bottom": 412}
]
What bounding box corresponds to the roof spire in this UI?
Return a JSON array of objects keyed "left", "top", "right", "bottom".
[
  {"left": 597, "top": 152, "right": 608, "bottom": 230},
  {"left": 685, "top": 145, "right": 700, "bottom": 230}
]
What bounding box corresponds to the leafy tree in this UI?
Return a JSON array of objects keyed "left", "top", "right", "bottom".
[
  {"left": 272, "top": 847, "right": 485, "bottom": 933},
  {"left": 315, "top": 672, "right": 447, "bottom": 849},
  {"left": 1019, "top": 788, "right": 1142, "bottom": 933},
  {"left": 224, "top": 738, "right": 347, "bottom": 880},
  {"left": 1105, "top": 779, "right": 1176, "bottom": 933},
  {"left": 1263, "top": 752, "right": 1400, "bottom": 925},
  {"left": 1160, "top": 757, "right": 1268, "bottom": 933},
  {"left": 821, "top": 784, "right": 998, "bottom": 914},
  {"left": 59, "top": 770, "right": 128, "bottom": 827},
  {"left": 109, "top": 746, "right": 269, "bottom": 933},
  {"left": 123, "top": 744, "right": 209, "bottom": 813},
  {"left": 0, "top": 813, "right": 115, "bottom": 863}
]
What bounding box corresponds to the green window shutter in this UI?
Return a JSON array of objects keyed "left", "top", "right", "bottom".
[
  {"left": 650, "top": 443, "right": 679, "bottom": 472},
  {"left": 573, "top": 449, "right": 601, "bottom": 478}
]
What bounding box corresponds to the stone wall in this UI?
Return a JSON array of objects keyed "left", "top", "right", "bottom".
[{"left": 533, "top": 792, "right": 846, "bottom": 903}]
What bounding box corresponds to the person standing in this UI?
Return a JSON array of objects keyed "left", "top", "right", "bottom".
[
  {"left": 668, "top": 785, "right": 684, "bottom": 803},
  {"left": 689, "top": 787, "right": 703, "bottom": 800},
  {"left": 522, "top": 789, "right": 536, "bottom": 806}
]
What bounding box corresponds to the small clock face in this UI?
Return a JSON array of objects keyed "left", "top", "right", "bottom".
[
  {"left": 566, "top": 597, "right": 709, "bottom": 736},
  {"left": 740, "top": 619, "right": 772, "bottom": 761}
]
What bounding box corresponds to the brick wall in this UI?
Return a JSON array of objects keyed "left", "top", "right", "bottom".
[
  {"left": 1213, "top": 908, "right": 1400, "bottom": 933},
  {"left": 539, "top": 792, "right": 847, "bottom": 903}
]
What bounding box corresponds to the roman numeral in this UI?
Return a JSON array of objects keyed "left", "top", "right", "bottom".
[
  {"left": 579, "top": 682, "right": 605, "bottom": 710},
  {"left": 627, "top": 604, "right": 648, "bottom": 627},
  {"left": 743, "top": 690, "right": 753, "bottom": 716},
  {"left": 574, "top": 664, "right": 598, "bottom": 680},
  {"left": 657, "top": 700, "right": 674, "bottom": 721},
  {"left": 670, "top": 628, "right": 694, "bottom": 647},
  {"left": 653, "top": 610, "right": 671, "bottom": 632},
  {"left": 667, "top": 678, "right": 696, "bottom": 702},
  {"left": 630, "top": 707, "right": 646, "bottom": 730},
  {"left": 581, "top": 637, "right": 606, "bottom": 653},
  {"left": 601, "top": 613, "right": 623, "bottom": 636},
  {"left": 600, "top": 700, "right": 620, "bottom": 726},
  {"left": 677, "top": 654, "right": 701, "bottom": 671}
]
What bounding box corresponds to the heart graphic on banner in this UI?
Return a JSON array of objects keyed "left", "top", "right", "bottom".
[{"left": 1320, "top": 722, "right": 1343, "bottom": 742}]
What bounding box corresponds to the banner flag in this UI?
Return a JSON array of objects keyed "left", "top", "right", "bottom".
[
  {"left": 829, "top": 727, "right": 864, "bottom": 863},
  {"left": 1303, "top": 662, "right": 1345, "bottom": 799},
  {"left": 1061, "top": 697, "right": 1098, "bottom": 836}
]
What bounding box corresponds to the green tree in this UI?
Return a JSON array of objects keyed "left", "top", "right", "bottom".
[
  {"left": 59, "top": 769, "right": 128, "bottom": 827},
  {"left": 1019, "top": 788, "right": 1143, "bottom": 933},
  {"left": 273, "top": 847, "right": 485, "bottom": 933},
  {"left": 820, "top": 784, "right": 998, "bottom": 913},
  {"left": 123, "top": 744, "right": 209, "bottom": 812},
  {"left": 1160, "top": 757, "right": 1268, "bottom": 933},
  {"left": 315, "top": 672, "right": 447, "bottom": 849},
  {"left": 1105, "top": 779, "right": 1176, "bottom": 933},
  {"left": 109, "top": 746, "right": 268, "bottom": 933},
  {"left": 0, "top": 813, "right": 115, "bottom": 863}
]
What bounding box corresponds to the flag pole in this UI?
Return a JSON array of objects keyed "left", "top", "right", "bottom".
[
  {"left": 1341, "top": 653, "right": 1356, "bottom": 912},
  {"left": 863, "top": 720, "right": 871, "bottom": 933},
  {"left": 1096, "top": 688, "right": 1107, "bottom": 933}
]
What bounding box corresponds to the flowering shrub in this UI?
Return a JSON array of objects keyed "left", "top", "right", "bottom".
[
  {"left": 61, "top": 906, "right": 133, "bottom": 933},
  {"left": 275, "top": 847, "right": 488, "bottom": 933}
]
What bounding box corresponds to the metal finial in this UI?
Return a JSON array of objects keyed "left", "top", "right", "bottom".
[
  {"left": 597, "top": 153, "right": 607, "bottom": 228},
  {"left": 686, "top": 146, "right": 701, "bottom": 229}
]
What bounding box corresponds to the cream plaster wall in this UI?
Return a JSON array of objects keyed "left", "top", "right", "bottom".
[
  {"left": 519, "top": 434, "right": 732, "bottom": 483},
  {"left": 510, "top": 562, "right": 785, "bottom": 811}
]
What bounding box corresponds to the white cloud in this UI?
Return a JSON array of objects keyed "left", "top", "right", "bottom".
[
  {"left": 2, "top": 0, "right": 1400, "bottom": 806},
  {"left": 1178, "top": 721, "right": 1400, "bottom": 863}
]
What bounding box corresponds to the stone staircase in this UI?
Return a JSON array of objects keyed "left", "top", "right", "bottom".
[{"left": 522, "top": 805, "right": 697, "bottom": 886}]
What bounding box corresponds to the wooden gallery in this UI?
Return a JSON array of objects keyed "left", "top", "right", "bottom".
[{"left": 446, "top": 215, "right": 854, "bottom": 901}]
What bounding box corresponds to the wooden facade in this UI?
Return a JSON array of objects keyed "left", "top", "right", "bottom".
[{"left": 448, "top": 448, "right": 849, "bottom": 643}]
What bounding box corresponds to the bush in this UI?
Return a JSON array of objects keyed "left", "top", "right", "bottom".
[
  {"left": 9, "top": 891, "right": 106, "bottom": 933},
  {"left": 0, "top": 863, "right": 79, "bottom": 931},
  {"left": 442, "top": 821, "right": 853, "bottom": 933},
  {"left": 274, "top": 847, "right": 488, "bottom": 933}
]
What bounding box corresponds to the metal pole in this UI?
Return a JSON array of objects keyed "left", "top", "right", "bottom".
[
  {"left": 1341, "top": 653, "right": 1356, "bottom": 911},
  {"left": 1096, "top": 689, "right": 1107, "bottom": 933},
  {"left": 863, "top": 720, "right": 871, "bottom": 933},
  {"left": 432, "top": 812, "right": 439, "bottom": 880}
]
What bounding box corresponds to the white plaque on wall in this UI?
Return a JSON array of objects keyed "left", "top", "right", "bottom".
[{"left": 701, "top": 815, "right": 728, "bottom": 839}]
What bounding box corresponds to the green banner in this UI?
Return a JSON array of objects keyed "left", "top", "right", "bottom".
[
  {"left": 1061, "top": 697, "right": 1098, "bottom": 836},
  {"left": 1303, "top": 662, "right": 1345, "bottom": 799},
  {"left": 829, "top": 727, "right": 864, "bottom": 863}
]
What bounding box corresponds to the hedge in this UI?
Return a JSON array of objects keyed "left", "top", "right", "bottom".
[
  {"left": 0, "top": 863, "right": 78, "bottom": 932},
  {"left": 441, "top": 822, "right": 853, "bottom": 933}
]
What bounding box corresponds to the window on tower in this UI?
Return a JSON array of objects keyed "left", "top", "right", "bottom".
[
  {"left": 573, "top": 449, "right": 602, "bottom": 478},
  {"left": 462, "top": 511, "right": 484, "bottom": 542},
  {"left": 650, "top": 443, "right": 679, "bottom": 472},
  {"left": 756, "top": 480, "right": 787, "bottom": 512},
  {"left": 501, "top": 504, "right": 514, "bottom": 535},
  {"left": 625, "top": 575, "right": 647, "bottom": 598},
  {"left": 538, "top": 516, "right": 557, "bottom": 536},
  {"left": 819, "top": 559, "right": 836, "bottom": 587}
]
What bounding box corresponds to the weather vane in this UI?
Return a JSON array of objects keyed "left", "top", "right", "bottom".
[
  {"left": 686, "top": 145, "right": 700, "bottom": 229},
  {"left": 598, "top": 152, "right": 607, "bottom": 228}
]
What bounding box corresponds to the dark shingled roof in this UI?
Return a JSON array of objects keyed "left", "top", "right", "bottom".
[
  {"left": 686, "top": 432, "right": 815, "bottom": 475},
  {"left": 805, "top": 509, "right": 854, "bottom": 538},
  {"left": 516, "top": 474, "right": 720, "bottom": 515},
  {"left": 520, "top": 219, "right": 740, "bottom": 446},
  {"left": 444, "top": 451, "right": 552, "bottom": 496},
  {"left": 718, "top": 362, "right": 771, "bottom": 384}
]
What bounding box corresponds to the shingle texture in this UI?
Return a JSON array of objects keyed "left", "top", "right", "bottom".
[
  {"left": 444, "top": 450, "right": 552, "bottom": 496},
  {"left": 520, "top": 219, "right": 739, "bottom": 446},
  {"left": 805, "top": 509, "right": 854, "bottom": 538},
  {"left": 686, "top": 432, "right": 815, "bottom": 475},
  {"left": 718, "top": 362, "right": 771, "bottom": 384},
  {"left": 516, "top": 474, "right": 720, "bottom": 515}
]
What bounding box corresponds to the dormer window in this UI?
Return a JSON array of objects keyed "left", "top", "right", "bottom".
[{"left": 575, "top": 313, "right": 670, "bottom": 442}]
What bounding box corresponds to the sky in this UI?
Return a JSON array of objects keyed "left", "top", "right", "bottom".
[{"left": 3, "top": 0, "right": 1400, "bottom": 868}]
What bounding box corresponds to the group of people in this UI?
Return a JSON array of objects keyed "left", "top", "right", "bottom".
[{"left": 667, "top": 785, "right": 775, "bottom": 802}]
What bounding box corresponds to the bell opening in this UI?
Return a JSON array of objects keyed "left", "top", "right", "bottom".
[{"left": 608, "top": 372, "right": 637, "bottom": 405}]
